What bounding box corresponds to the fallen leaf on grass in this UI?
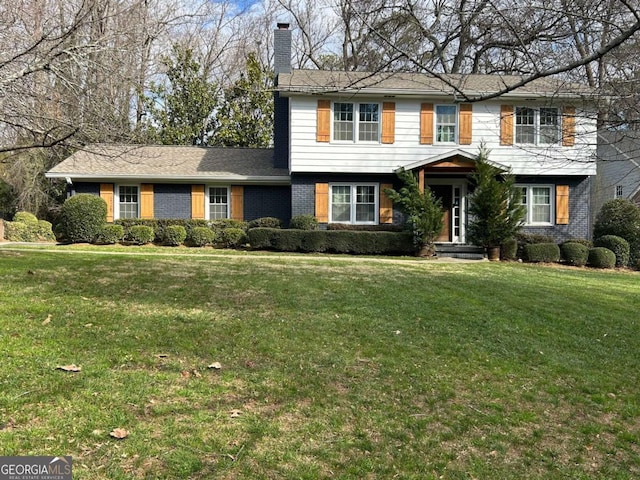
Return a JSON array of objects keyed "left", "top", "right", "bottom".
[
  {"left": 110, "top": 428, "right": 129, "bottom": 439},
  {"left": 207, "top": 362, "right": 222, "bottom": 370},
  {"left": 42, "top": 315, "right": 52, "bottom": 325},
  {"left": 180, "top": 370, "right": 191, "bottom": 378},
  {"left": 56, "top": 364, "right": 81, "bottom": 372},
  {"left": 230, "top": 409, "right": 242, "bottom": 418}
]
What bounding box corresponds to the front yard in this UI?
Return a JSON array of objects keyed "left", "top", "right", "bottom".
[{"left": 0, "top": 246, "right": 638, "bottom": 478}]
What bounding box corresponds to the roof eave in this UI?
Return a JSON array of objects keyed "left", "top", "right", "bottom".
[{"left": 45, "top": 173, "right": 291, "bottom": 185}]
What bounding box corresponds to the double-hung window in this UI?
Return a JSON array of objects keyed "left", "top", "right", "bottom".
[
  {"left": 515, "top": 107, "right": 560, "bottom": 145},
  {"left": 333, "top": 103, "right": 379, "bottom": 142},
  {"left": 435, "top": 105, "right": 457, "bottom": 143},
  {"left": 118, "top": 185, "right": 139, "bottom": 219},
  {"left": 208, "top": 186, "right": 229, "bottom": 220},
  {"left": 330, "top": 184, "right": 378, "bottom": 224},
  {"left": 519, "top": 185, "right": 553, "bottom": 225}
]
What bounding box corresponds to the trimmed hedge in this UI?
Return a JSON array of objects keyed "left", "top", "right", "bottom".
[
  {"left": 3, "top": 212, "right": 54, "bottom": 242},
  {"left": 326, "top": 223, "right": 404, "bottom": 232},
  {"left": 588, "top": 247, "right": 616, "bottom": 269},
  {"left": 248, "top": 217, "right": 282, "bottom": 229},
  {"left": 13, "top": 211, "right": 38, "bottom": 225},
  {"left": 187, "top": 227, "right": 216, "bottom": 247},
  {"left": 560, "top": 242, "right": 589, "bottom": 267},
  {"left": 163, "top": 225, "right": 187, "bottom": 246},
  {"left": 221, "top": 228, "right": 248, "bottom": 248},
  {"left": 500, "top": 238, "right": 518, "bottom": 261},
  {"left": 126, "top": 225, "right": 154, "bottom": 245},
  {"left": 4, "top": 221, "right": 32, "bottom": 242},
  {"left": 93, "top": 224, "right": 125, "bottom": 244},
  {"left": 60, "top": 194, "right": 107, "bottom": 243},
  {"left": 248, "top": 228, "right": 414, "bottom": 255},
  {"left": 289, "top": 214, "right": 319, "bottom": 230},
  {"left": 593, "top": 235, "right": 629, "bottom": 267},
  {"left": 522, "top": 242, "right": 561, "bottom": 263},
  {"left": 115, "top": 219, "right": 210, "bottom": 243}
]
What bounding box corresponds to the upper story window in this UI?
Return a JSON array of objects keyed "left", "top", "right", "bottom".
[
  {"left": 118, "top": 185, "right": 139, "bottom": 219},
  {"left": 615, "top": 185, "right": 623, "bottom": 199},
  {"left": 519, "top": 185, "right": 553, "bottom": 225},
  {"left": 333, "top": 102, "right": 379, "bottom": 142},
  {"left": 436, "top": 105, "right": 457, "bottom": 143},
  {"left": 515, "top": 107, "right": 560, "bottom": 145},
  {"left": 208, "top": 186, "right": 230, "bottom": 220},
  {"left": 330, "top": 183, "right": 378, "bottom": 224}
]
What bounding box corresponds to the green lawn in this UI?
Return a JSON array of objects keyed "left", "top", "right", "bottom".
[{"left": 1, "top": 246, "right": 639, "bottom": 479}]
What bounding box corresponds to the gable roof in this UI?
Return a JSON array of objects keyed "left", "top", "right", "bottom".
[
  {"left": 46, "top": 145, "right": 290, "bottom": 184},
  {"left": 403, "top": 149, "right": 510, "bottom": 172},
  {"left": 277, "top": 70, "right": 594, "bottom": 100}
]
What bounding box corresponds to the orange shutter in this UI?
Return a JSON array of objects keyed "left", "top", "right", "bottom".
[
  {"left": 380, "top": 184, "right": 394, "bottom": 224},
  {"left": 140, "top": 184, "right": 154, "bottom": 219},
  {"left": 459, "top": 103, "right": 473, "bottom": 145},
  {"left": 191, "top": 185, "right": 205, "bottom": 219},
  {"left": 556, "top": 185, "right": 569, "bottom": 224},
  {"left": 562, "top": 106, "right": 576, "bottom": 147},
  {"left": 100, "top": 184, "right": 114, "bottom": 223},
  {"left": 231, "top": 186, "right": 244, "bottom": 221},
  {"left": 317, "top": 100, "right": 331, "bottom": 142},
  {"left": 420, "top": 103, "right": 434, "bottom": 144},
  {"left": 500, "top": 105, "right": 514, "bottom": 146},
  {"left": 315, "top": 183, "right": 329, "bottom": 223},
  {"left": 381, "top": 102, "right": 396, "bottom": 144}
]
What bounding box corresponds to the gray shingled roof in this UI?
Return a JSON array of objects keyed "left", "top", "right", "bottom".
[
  {"left": 46, "top": 145, "right": 290, "bottom": 184},
  {"left": 277, "top": 70, "right": 594, "bottom": 99}
]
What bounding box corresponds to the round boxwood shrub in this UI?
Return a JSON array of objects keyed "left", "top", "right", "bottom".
[
  {"left": 4, "top": 221, "right": 33, "bottom": 242},
  {"left": 36, "top": 220, "right": 56, "bottom": 241},
  {"left": 13, "top": 211, "right": 39, "bottom": 225},
  {"left": 126, "top": 225, "right": 154, "bottom": 245},
  {"left": 560, "top": 242, "right": 589, "bottom": 267},
  {"left": 163, "top": 225, "right": 187, "bottom": 246},
  {"left": 60, "top": 194, "right": 107, "bottom": 243},
  {"left": 593, "top": 235, "right": 629, "bottom": 268},
  {"left": 187, "top": 226, "right": 216, "bottom": 247},
  {"left": 522, "top": 242, "right": 561, "bottom": 263},
  {"left": 588, "top": 247, "right": 616, "bottom": 269},
  {"left": 500, "top": 237, "right": 518, "bottom": 261},
  {"left": 289, "top": 214, "right": 319, "bottom": 230},
  {"left": 93, "top": 224, "right": 125, "bottom": 244},
  {"left": 248, "top": 217, "right": 282, "bottom": 229},
  {"left": 221, "top": 227, "right": 247, "bottom": 248}
]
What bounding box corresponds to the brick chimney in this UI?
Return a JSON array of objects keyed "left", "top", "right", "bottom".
[{"left": 273, "top": 23, "right": 291, "bottom": 170}]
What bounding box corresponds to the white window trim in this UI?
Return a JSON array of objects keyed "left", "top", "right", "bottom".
[
  {"left": 615, "top": 185, "right": 623, "bottom": 199},
  {"left": 514, "top": 107, "right": 561, "bottom": 146},
  {"left": 331, "top": 102, "right": 381, "bottom": 144},
  {"left": 114, "top": 184, "right": 140, "bottom": 220},
  {"left": 329, "top": 183, "right": 379, "bottom": 225},
  {"left": 434, "top": 104, "right": 458, "bottom": 144},
  {"left": 205, "top": 185, "right": 230, "bottom": 220},
  {"left": 517, "top": 184, "right": 555, "bottom": 226}
]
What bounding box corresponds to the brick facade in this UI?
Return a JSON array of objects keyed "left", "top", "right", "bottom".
[{"left": 153, "top": 184, "right": 191, "bottom": 219}]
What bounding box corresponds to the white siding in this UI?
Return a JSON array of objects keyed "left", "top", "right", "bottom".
[{"left": 289, "top": 96, "right": 597, "bottom": 176}]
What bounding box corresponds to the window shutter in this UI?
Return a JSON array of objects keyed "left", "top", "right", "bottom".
[
  {"left": 562, "top": 106, "right": 576, "bottom": 147},
  {"left": 420, "top": 103, "right": 434, "bottom": 144},
  {"left": 191, "top": 185, "right": 205, "bottom": 219},
  {"left": 500, "top": 105, "right": 514, "bottom": 145},
  {"left": 381, "top": 102, "right": 396, "bottom": 144},
  {"left": 100, "top": 184, "right": 114, "bottom": 223},
  {"left": 317, "top": 100, "right": 331, "bottom": 142},
  {"left": 556, "top": 185, "right": 569, "bottom": 224},
  {"left": 459, "top": 103, "right": 473, "bottom": 145},
  {"left": 380, "top": 184, "right": 394, "bottom": 224},
  {"left": 140, "top": 184, "right": 154, "bottom": 219},
  {"left": 231, "top": 186, "right": 244, "bottom": 221},
  {"left": 315, "top": 183, "right": 329, "bottom": 223}
]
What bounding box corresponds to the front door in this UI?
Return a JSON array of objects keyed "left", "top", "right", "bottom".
[{"left": 428, "top": 183, "right": 466, "bottom": 243}]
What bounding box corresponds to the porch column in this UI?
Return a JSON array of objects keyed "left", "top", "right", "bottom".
[{"left": 418, "top": 168, "right": 425, "bottom": 193}]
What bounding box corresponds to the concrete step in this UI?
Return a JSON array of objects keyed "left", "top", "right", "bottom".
[{"left": 435, "top": 244, "right": 486, "bottom": 260}]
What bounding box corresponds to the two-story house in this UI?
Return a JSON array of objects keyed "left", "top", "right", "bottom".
[{"left": 47, "top": 23, "right": 597, "bottom": 245}]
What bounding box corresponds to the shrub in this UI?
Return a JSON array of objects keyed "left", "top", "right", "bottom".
[
  {"left": 13, "top": 211, "right": 38, "bottom": 225},
  {"left": 211, "top": 219, "right": 248, "bottom": 232},
  {"left": 248, "top": 217, "right": 283, "bottom": 229},
  {"left": 522, "top": 243, "right": 560, "bottom": 263},
  {"left": 593, "top": 199, "right": 640, "bottom": 266},
  {"left": 162, "top": 225, "right": 187, "bottom": 246},
  {"left": 4, "top": 221, "right": 34, "bottom": 242},
  {"left": 126, "top": 225, "right": 154, "bottom": 245},
  {"left": 93, "top": 224, "right": 125, "bottom": 244},
  {"left": 299, "top": 230, "right": 326, "bottom": 252},
  {"left": 560, "top": 242, "right": 589, "bottom": 267},
  {"left": 562, "top": 238, "right": 592, "bottom": 248},
  {"left": 221, "top": 227, "right": 247, "bottom": 248},
  {"left": 594, "top": 235, "right": 630, "bottom": 268},
  {"left": 187, "top": 227, "right": 216, "bottom": 247},
  {"left": 501, "top": 237, "right": 518, "bottom": 261},
  {"left": 60, "top": 194, "right": 107, "bottom": 243},
  {"left": 36, "top": 220, "right": 56, "bottom": 241},
  {"left": 326, "top": 223, "right": 403, "bottom": 232},
  {"left": 247, "top": 228, "right": 275, "bottom": 250},
  {"left": 289, "top": 214, "right": 319, "bottom": 230},
  {"left": 588, "top": 247, "right": 616, "bottom": 269}
]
